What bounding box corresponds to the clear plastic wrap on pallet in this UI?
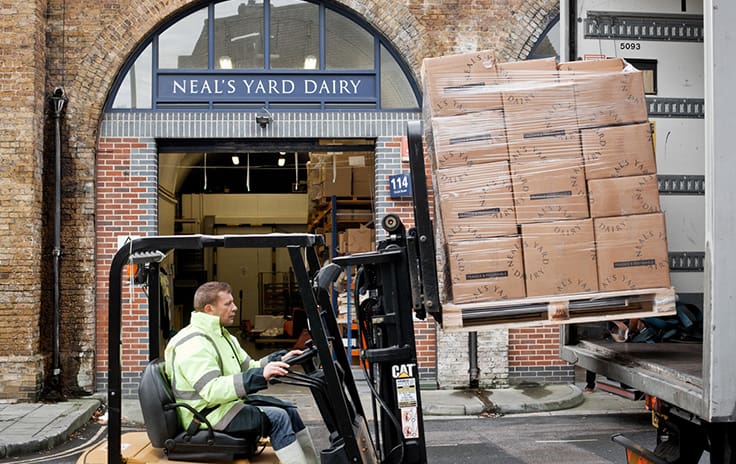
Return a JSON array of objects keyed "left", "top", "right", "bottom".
[{"left": 421, "top": 51, "right": 671, "bottom": 310}]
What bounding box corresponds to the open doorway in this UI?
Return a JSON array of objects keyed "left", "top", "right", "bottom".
[{"left": 156, "top": 139, "right": 377, "bottom": 349}]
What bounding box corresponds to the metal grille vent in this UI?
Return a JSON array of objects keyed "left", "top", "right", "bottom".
[
  {"left": 584, "top": 11, "right": 703, "bottom": 42},
  {"left": 647, "top": 97, "right": 704, "bottom": 118}
]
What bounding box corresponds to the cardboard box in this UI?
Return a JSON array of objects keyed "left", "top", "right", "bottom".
[
  {"left": 521, "top": 219, "right": 598, "bottom": 297},
  {"left": 346, "top": 153, "right": 375, "bottom": 197},
  {"left": 496, "top": 57, "right": 559, "bottom": 81},
  {"left": 436, "top": 161, "right": 518, "bottom": 241},
  {"left": 421, "top": 50, "right": 503, "bottom": 117},
  {"left": 502, "top": 81, "right": 579, "bottom": 143},
  {"left": 496, "top": 57, "right": 577, "bottom": 140},
  {"left": 431, "top": 110, "right": 509, "bottom": 169},
  {"left": 510, "top": 157, "right": 589, "bottom": 223},
  {"left": 318, "top": 156, "right": 352, "bottom": 197},
  {"left": 344, "top": 226, "right": 375, "bottom": 253},
  {"left": 322, "top": 169, "right": 352, "bottom": 197},
  {"left": 558, "top": 59, "right": 648, "bottom": 128},
  {"left": 447, "top": 236, "right": 526, "bottom": 303},
  {"left": 558, "top": 57, "right": 626, "bottom": 73},
  {"left": 594, "top": 213, "right": 671, "bottom": 291},
  {"left": 310, "top": 153, "right": 354, "bottom": 198},
  {"left": 588, "top": 174, "right": 661, "bottom": 218},
  {"left": 352, "top": 166, "right": 374, "bottom": 196},
  {"left": 580, "top": 122, "right": 656, "bottom": 180},
  {"left": 507, "top": 128, "right": 582, "bottom": 164},
  {"left": 572, "top": 69, "right": 648, "bottom": 129}
]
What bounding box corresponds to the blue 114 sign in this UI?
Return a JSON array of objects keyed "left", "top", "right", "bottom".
[{"left": 389, "top": 173, "right": 412, "bottom": 198}]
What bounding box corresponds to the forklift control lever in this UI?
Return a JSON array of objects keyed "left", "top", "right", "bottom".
[{"left": 282, "top": 344, "right": 319, "bottom": 366}]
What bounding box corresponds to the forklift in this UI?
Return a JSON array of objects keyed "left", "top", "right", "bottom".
[{"left": 78, "top": 122, "right": 439, "bottom": 464}]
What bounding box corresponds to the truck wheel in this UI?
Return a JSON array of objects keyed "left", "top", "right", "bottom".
[
  {"left": 655, "top": 416, "right": 706, "bottom": 464},
  {"left": 707, "top": 422, "right": 736, "bottom": 464}
]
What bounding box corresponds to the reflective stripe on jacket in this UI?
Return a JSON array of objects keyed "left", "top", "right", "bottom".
[{"left": 164, "top": 311, "right": 268, "bottom": 430}]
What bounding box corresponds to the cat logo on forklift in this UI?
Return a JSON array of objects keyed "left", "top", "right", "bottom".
[{"left": 392, "top": 363, "right": 416, "bottom": 378}]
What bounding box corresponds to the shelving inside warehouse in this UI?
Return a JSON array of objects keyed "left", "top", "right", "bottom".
[
  {"left": 306, "top": 151, "right": 377, "bottom": 257},
  {"left": 305, "top": 150, "right": 376, "bottom": 363},
  {"left": 421, "top": 50, "right": 676, "bottom": 330}
]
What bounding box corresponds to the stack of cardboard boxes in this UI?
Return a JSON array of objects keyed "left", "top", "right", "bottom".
[
  {"left": 307, "top": 152, "right": 376, "bottom": 254},
  {"left": 307, "top": 152, "right": 376, "bottom": 200},
  {"left": 422, "top": 51, "right": 670, "bottom": 306}
]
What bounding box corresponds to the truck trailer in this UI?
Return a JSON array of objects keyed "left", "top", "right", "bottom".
[{"left": 559, "top": 1, "right": 736, "bottom": 462}]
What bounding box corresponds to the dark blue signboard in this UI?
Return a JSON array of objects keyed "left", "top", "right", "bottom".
[
  {"left": 389, "top": 173, "right": 412, "bottom": 198},
  {"left": 157, "top": 73, "right": 377, "bottom": 103}
]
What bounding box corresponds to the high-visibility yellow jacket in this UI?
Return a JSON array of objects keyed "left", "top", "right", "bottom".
[{"left": 164, "top": 311, "right": 270, "bottom": 430}]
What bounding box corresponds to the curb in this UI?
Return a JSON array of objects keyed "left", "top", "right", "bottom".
[
  {"left": 422, "top": 389, "right": 486, "bottom": 416},
  {"left": 493, "top": 384, "right": 584, "bottom": 414},
  {"left": 421, "top": 384, "right": 584, "bottom": 417},
  {"left": 0, "top": 399, "right": 101, "bottom": 458}
]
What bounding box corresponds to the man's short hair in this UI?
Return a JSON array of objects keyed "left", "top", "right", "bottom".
[{"left": 193, "top": 281, "right": 232, "bottom": 311}]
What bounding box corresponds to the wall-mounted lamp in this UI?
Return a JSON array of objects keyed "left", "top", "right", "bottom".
[
  {"left": 304, "top": 54, "right": 318, "bottom": 70},
  {"left": 277, "top": 152, "right": 286, "bottom": 167},
  {"left": 231, "top": 155, "right": 240, "bottom": 165},
  {"left": 219, "top": 56, "right": 233, "bottom": 69},
  {"left": 256, "top": 108, "right": 272, "bottom": 128}
]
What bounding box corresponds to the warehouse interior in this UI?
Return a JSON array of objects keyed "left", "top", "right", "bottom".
[{"left": 156, "top": 139, "right": 377, "bottom": 350}]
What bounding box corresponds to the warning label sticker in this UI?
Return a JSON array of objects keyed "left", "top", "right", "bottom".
[
  {"left": 401, "top": 406, "right": 420, "bottom": 439},
  {"left": 396, "top": 377, "right": 417, "bottom": 408}
]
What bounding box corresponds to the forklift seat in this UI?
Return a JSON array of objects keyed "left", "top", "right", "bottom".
[{"left": 138, "top": 359, "right": 260, "bottom": 462}]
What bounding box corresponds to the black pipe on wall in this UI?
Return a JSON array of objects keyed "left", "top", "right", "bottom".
[
  {"left": 49, "top": 87, "right": 67, "bottom": 395},
  {"left": 469, "top": 331, "right": 479, "bottom": 388}
]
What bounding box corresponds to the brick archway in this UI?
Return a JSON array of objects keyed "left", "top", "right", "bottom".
[{"left": 48, "top": 0, "right": 563, "bottom": 394}]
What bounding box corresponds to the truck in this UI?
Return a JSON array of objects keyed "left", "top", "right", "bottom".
[{"left": 557, "top": 1, "right": 736, "bottom": 462}]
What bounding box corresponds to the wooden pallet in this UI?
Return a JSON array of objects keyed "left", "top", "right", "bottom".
[{"left": 441, "top": 287, "right": 676, "bottom": 332}]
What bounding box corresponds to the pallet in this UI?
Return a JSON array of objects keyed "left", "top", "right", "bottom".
[{"left": 441, "top": 287, "right": 676, "bottom": 332}]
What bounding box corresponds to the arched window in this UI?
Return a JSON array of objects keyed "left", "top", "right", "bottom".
[
  {"left": 528, "top": 14, "right": 561, "bottom": 60},
  {"left": 110, "top": 0, "right": 420, "bottom": 111}
]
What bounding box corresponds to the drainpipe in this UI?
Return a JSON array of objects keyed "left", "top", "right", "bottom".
[
  {"left": 49, "top": 88, "right": 67, "bottom": 393},
  {"left": 468, "top": 331, "right": 479, "bottom": 388}
]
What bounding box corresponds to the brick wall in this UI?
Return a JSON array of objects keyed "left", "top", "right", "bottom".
[
  {"left": 95, "top": 137, "right": 158, "bottom": 393},
  {"left": 508, "top": 326, "right": 574, "bottom": 384},
  {"left": 437, "top": 330, "right": 509, "bottom": 389},
  {"left": 376, "top": 136, "right": 438, "bottom": 385},
  {"left": 2, "top": 0, "right": 560, "bottom": 398},
  {"left": 0, "top": 0, "right": 47, "bottom": 401}
]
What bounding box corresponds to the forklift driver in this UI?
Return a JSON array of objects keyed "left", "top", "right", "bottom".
[{"left": 164, "top": 281, "right": 318, "bottom": 464}]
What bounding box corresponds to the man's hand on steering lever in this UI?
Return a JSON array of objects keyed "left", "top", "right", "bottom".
[{"left": 263, "top": 360, "right": 291, "bottom": 381}]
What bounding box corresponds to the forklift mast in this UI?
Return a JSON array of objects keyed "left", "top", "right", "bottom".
[
  {"left": 285, "top": 119, "right": 437, "bottom": 463},
  {"left": 323, "top": 119, "right": 438, "bottom": 463}
]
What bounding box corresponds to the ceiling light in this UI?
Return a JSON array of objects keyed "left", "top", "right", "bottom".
[{"left": 231, "top": 155, "right": 240, "bottom": 165}]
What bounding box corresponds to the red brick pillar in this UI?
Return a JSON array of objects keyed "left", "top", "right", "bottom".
[{"left": 95, "top": 137, "right": 157, "bottom": 396}]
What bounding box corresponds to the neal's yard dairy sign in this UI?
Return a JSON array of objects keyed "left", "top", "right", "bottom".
[{"left": 157, "top": 73, "right": 377, "bottom": 103}]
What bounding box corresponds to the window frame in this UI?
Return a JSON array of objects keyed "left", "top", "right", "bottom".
[{"left": 106, "top": 0, "right": 421, "bottom": 112}]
